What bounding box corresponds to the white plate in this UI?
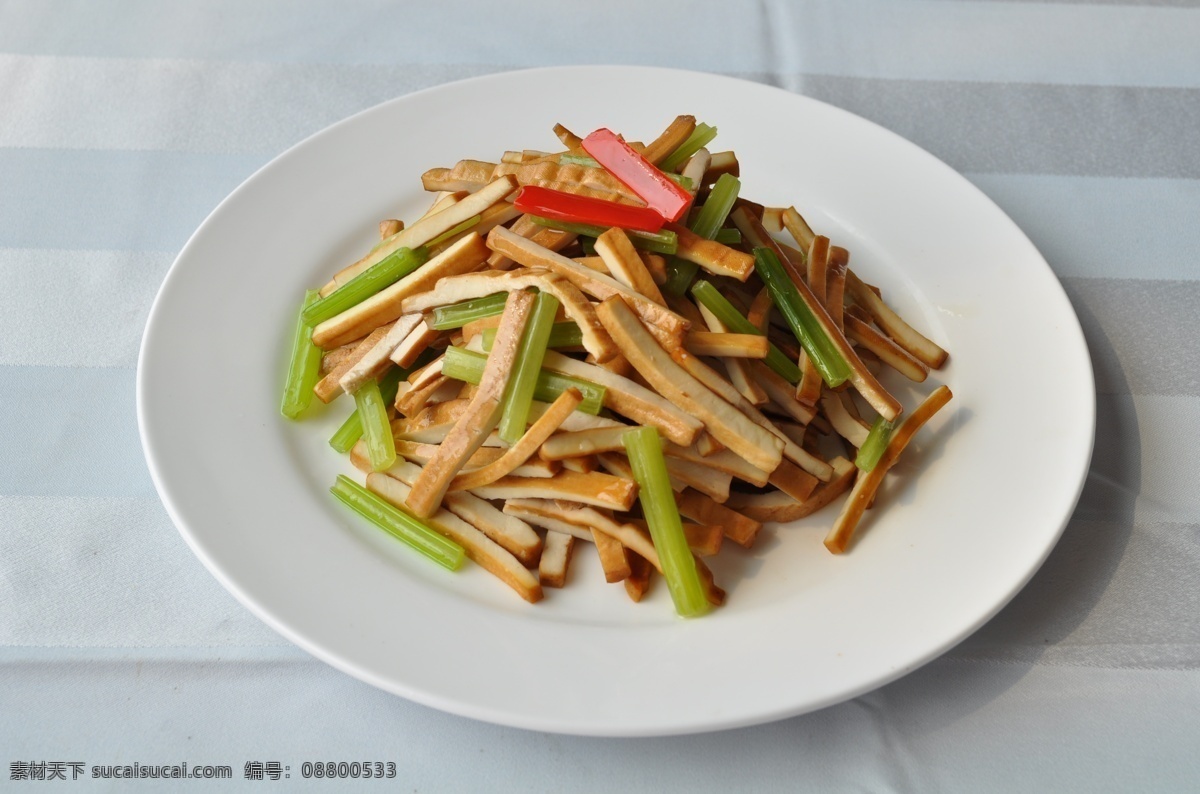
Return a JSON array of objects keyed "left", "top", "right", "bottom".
[{"left": 137, "top": 66, "right": 1094, "bottom": 736}]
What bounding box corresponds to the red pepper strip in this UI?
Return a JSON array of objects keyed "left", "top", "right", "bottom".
[
  {"left": 513, "top": 185, "right": 666, "bottom": 233},
  {"left": 581, "top": 128, "right": 693, "bottom": 223}
]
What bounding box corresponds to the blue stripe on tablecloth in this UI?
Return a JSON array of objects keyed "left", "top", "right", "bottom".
[
  {"left": 0, "top": 367, "right": 153, "bottom": 497},
  {"left": 0, "top": 1, "right": 1198, "bottom": 86},
  {"left": 0, "top": 150, "right": 265, "bottom": 250}
]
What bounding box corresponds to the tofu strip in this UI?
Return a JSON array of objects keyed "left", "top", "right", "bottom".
[
  {"left": 486, "top": 226, "right": 691, "bottom": 351},
  {"left": 338, "top": 313, "right": 424, "bottom": 395},
  {"left": 402, "top": 269, "right": 616, "bottom": 363},
  {"left": 538, "top": 531, "right": 575, "bottom": 589},
  {"left": 640, "top": 114, "right": 697, "bottom": 165},
  {"left": 664, "top": 222, "right": 755, "bottom": 280},
  {"left": 471, "top": 470, "right": 637, "bottom": 512},
  {"left": 595, "top": 296, "right": 784, "bottom": 474},
  {"left": 405, "top": 290, "right": 534, "bottom": 517},
  {"left": 448, "top": 388, "right": 583, "bottom": 491},
  {"left": 314, "top": 323, "right": 394, "bottom": 403},
  {"left": 825, "top": 386, "right": 953, "bottom": 553},
  {"left": 592, "top": 528, "right": 632, "bottom": 583},
  {"left": 539, "top": 350, "right": 703, "bottom": 446},
  {"left": 594, "top": 227, "right": 664, "bottom": 305},
  {"left": 503, "top": 499, "right": 662, "bottom": 572},
  {"left": 726, "top": 457, "right": 857, "bottom": 523}
]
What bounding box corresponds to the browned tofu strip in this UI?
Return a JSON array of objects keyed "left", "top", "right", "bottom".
[
  {"left": 402, "top": 269, "right": 616, "bottom": 363},
  {"left": 405, "top": 291, "right": 534, "bottom": 517},
  {"left": 487, "top": 226, "right": 691, "bottom": 351},
  {"left": 387, "top": 439, "right": 503, "bottom": 470},
  {"left": 366, "top": 472, "right": 542, "bottom": 603},
  {"left": 768, "top": 458, "right": 820, "bottom": 503},
  {"left": 677, "top": 488, "right": 763, "bottom": 548},
  {"left": 693, "top": 556, "right": 726, "bottom": 607},
  {"left": 782, "top": 206, "right": 817, "bottom": 253},
  {"left": 640, "top": 115, "right": 696, "bottom": 165},
  {"left": 825, "top": 386, "right": 953, "bottom": 553},
  {"left": 486, "top": 214, "right": 577, "bottom": 270},
  {"left": 664, "top": 457, "right": 731, "bottom": 503},
  {"left": 702, "top": 151, "right": 739, "bottom": 183},
  {"left": 595, "top": 227, "right": 665, "bottom": 305},
  {"left": 624, "top": 554, "right": 654, "bottom": 602},
  {"left": 503, "top": 499, "right": 662, "bottom": 572},
  {"left": 794, "top": 235, "right": 830, "bottom": 408},
  {"left": 538, "top": 531, "right": 575, "bottom": 589},
  {"left": 684, "top": 331, "right": 769, "bottom": 359},
  {"left": 312, "top": 233, "right": 491, "bottom": 349},
  {"left": 539, "top": 426, "right": 629, "bottom": 460},
  {"left": 669, "top": 348, "right": 831, "bottom": 481},
  {"left": 593, "top": 528, "right": 632, "bottom": 583},
  {"left": 553, "top": 123, "right": 583, "bottom": 150},
  {"left": 820, "top": 391, "right": 871, "bottom": 448},
  {"left": 389, "top": 319, "right": 442, "bottom": 368},
  {"left": 696, "top": 302, "right": 768, "bottom": 406},
  {"left": 664, "top": 222, "right": 755, "bottom": 281},
  {"left": 313, "top": 323, "right": 394, "bottom": 403},
  {"left": 595, "top": 296, "right": 784, "bottom": 474},
  {"left": 421, "top": 160, "right": 495, "bottom": 192},
  {"left": 379, "top": 219, "right": 403, "bottom": 238},
  {"left": 472, "top": 470, "right": 638, "bottom": 512},
  {"left": 540, "top": 351, "right": 703, "bottom": 446},
  {"left": 448, "top": 388, "right": 582, "bottom": 491},
  {"left": 844, "top": 313, "right": 930, "bottom": 382},
  {"left": 320, "top": 342, "right": 358, "bottom": 375},
  {"left": 560, "top": 455, "right": 598, "bottom": 473},
  {"left": 746, "top": 286, "right": 774, "bottom": 334},
  {"left": 726, "top": 457, "right": 857, "bottom": 523},
  {"left": 826, "top": 246, "right": 849, "bottom": 332},
  {"left": 845, "top": 269, "right": 949, "bottom": 369},
  {"left": 338, "top": 313, "right": 425, "bottom": 395},
  {"left": 491, "top": 160, "right": 643, "bottom": 204}
]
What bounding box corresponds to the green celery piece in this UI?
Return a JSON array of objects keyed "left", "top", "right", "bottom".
[
  {"left": 690, "top": 280, "right": 801, "bottom": 384},
  {"left": 498, "top": 292, "right": 560, "bottom": 443},
  {"left": 441, "top": 347, "right": 605, "bottom": 415},
  {"left": 527, "top": 216, "right": 677, "bottom": 255},
  {"left": 659, "top": 123, "right": 718, "bottom": 172},
  {"left": 330, "top": 475, "right": 465, "bottom": 571},
  {"left": 753, "top": 247, "right": 850, "bottom": 387},
  {"left": 426, "top": 215, "right": 481, "bottom": 247},
  {"left": 560, "top": 153, "right": 599, "bottom": 167},
  {"left": 664, "top": 174, "right": 741, "bottom": 296},
  {"left": 280, "top": 289, "right": 324, "bottom": 419},
  {"left": 713, "top": 227, "right": 741, "bottom": 246},
  {"left": 690, "top": 174, "right": 741, "bottom": 240},
  {"left": 662, "top": 260, "right": 700, "bottom": 297},
  {"left": 302, "top": 247, "right": 428, "bottom": 326},
  {"left": 483, "top": 321, "right": 583, "bottom": 351},
  {"left": 580, "top": 236, "right": 597, "bottom": 256},
  {"left": 329, "top": 366, "right": 407, "bottom": 453},
  {"left": 855, "top": 416, "right": 894, "bottom": 472},
  {"left": 622, "top": 427, "right": 710, "bottom": 618},
  {"left": 353, "top": 377, "right": 396, "bottom": 471},
  {"left": 428, "top": 292, "right": 509, "bottom": 330}
]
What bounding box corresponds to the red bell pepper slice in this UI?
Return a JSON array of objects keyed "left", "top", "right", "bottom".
[
  {"left": 581, "top": 128, "right": 693, "bottom": 223},
  {"left": 512, "top": 185, "right": 666, "bottom": 233}
]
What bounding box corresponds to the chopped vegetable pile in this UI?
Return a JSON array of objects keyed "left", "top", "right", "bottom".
[{"left": 281, "top": 115, "right": 952, "bottom": 616}]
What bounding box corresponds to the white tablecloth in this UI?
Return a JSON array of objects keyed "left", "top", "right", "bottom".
[{"left": 3, "top": 1, "right": 1198, "bottom": 790}]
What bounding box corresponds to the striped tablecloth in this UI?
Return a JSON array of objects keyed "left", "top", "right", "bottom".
[{"left": 3, "top": 1, "right": 1197, "bottom": 790}]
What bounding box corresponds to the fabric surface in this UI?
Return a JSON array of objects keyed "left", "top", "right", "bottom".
[{"left": 2, "top": 1, "right": 1198, "bottom": 790}]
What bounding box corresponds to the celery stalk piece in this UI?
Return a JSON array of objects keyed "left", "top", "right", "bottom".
[
  {"left": 426, "top": 215, "right": 481, "bottom": 248},
  {"left": 280, "top": 289, "right": 324, "bottom": 419},
  {"left": 690, "top": 280, "right": 802, "bottom": 384},
  {"left": 580, "top": 236, "right": 597, "bottom": 256},
  {"left": 713, "top": 227, "right": 741, "bottom": 245},
  {"left": 622, "top": 427, "right": 710, "bottom": 618},
  {"left": 301, "top": 247, "right": 428, "bottom": 326},
  {"left": 482, "top": 321, "right": 583, "bottom": 352},
  {"left": 499, "top": 292, "right": 560, "bottom": 443},
  {"left": 353, "top": 377, "right": 396, "bottom": 471},
  {"left": 855, "top": 415, "right": 895, "bottom": 472},
  {"left": 428, "top": 292, "right": 509, "bottom": 330},
  {"left": 662, "top": 260, "right": 700, "bottom": 297},
  {"left": 329, "top": 366, "right": 407, "bottom": 453},
  {"left": 663, "top": 173, "right": 741, "bottom": 296},
  {"left": 659, "top": 123, "right": 718, "bottom": 172},
  {"left": 753, "top": 247, "right": 850, "bottom": 387},
  {"left": 330, "top": 475, "right": 465, "bottom": 571},
  {"left": 527, "top": 216, "right": 678, "bottom": 255},
  {"left": 441, "top": 347, "right": 605, "bottom": 415},
  {"left": 689, "top": 174, "right": 741, "bottom": 240},
  {"left": 560, "top": 153, "right": 600, "bottom": 168}
]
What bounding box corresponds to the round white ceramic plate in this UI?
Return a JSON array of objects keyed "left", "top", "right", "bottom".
[{"left": 138, "top": 66, "right": 1094, "bottom": 736}]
